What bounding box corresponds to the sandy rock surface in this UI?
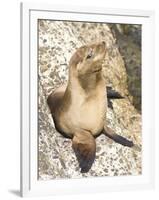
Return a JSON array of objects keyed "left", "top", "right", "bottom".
[{"left": 38, "top": 20, "right": 142, "bottom": 180}]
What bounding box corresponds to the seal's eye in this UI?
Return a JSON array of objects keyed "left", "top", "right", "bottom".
[
  {"left": 86, "top": 54, "right": 92, "bottom": 59},
  {"left": 86, "top": 49, "right": 93, "bottom": 59}
]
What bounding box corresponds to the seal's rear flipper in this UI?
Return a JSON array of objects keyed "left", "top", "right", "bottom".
[
  {"left": 108, "top": 99, "right": 113, "bottom": 109},
  {"left": 103, "top": 126, "right": 136, "bottom": 148},
  {"left": 107, "top": 87, "right": 124, "bottom": 109},
  {"left": 107, "top": 86, "right": 124, "bottom": 99},
  {"left": 72, "top": 131, "right": 96, "bottom": 173}
]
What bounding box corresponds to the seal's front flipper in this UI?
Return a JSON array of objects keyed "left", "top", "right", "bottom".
[
  {"left": 72, "top": 131, "right": 96, "bottom": 173},
  {"left": 103, "top": 126, "right": 134, "bottom": 147}
]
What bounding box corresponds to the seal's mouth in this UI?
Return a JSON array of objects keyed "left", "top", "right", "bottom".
[{"left": 93, "top": 68, "right": 102, "bottom": 73}]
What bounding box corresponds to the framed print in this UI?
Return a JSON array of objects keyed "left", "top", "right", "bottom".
[{"left": 20, "top": 2, "right": 155, "bottom": 197}]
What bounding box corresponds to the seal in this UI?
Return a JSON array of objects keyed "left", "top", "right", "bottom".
[{"left": 47, "top": 42, "right": 138, "bottom": 173}]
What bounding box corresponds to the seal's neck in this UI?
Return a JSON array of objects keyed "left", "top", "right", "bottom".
[
  {"left": 68, "top": 70, "right": 104, "bottom": 94},
  {"left": 78, "top": 72, "right": 103, "bottom": 92}
]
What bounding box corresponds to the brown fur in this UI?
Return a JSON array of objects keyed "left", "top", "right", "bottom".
[{"left": 47, "top": 41, "right": 136, "bottom": 173}]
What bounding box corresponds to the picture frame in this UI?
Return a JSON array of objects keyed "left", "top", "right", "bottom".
[{"left": 20, "top": 2, "right": 155, "bottom": 197}]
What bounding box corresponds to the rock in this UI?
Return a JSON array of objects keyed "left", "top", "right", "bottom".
[
  {"left": 38, "top": 20, "right": 142, "bottom": 180},
  {"left": 109, "top": 24, "right": 142, "bottom": 111}
]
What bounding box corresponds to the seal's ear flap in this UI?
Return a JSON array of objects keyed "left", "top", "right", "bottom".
[
  {"left": 69, "top": 47, "right": 85, "bottom": 67},
  {"left": 72, "top": 131, "right": 96, "bottom": 173}
]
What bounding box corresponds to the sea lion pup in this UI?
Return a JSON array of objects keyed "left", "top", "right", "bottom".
[{"left": 47, "top": 42, "right": 137, "bottom": 173}]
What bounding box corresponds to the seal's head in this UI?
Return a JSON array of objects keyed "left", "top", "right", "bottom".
[{"left": 69, "top": 41, "right": 106, "bottom": 77}]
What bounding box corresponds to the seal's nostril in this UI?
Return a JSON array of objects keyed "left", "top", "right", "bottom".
[{"left": 102, "top": 41, "right": 106, "bottom": 46}]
